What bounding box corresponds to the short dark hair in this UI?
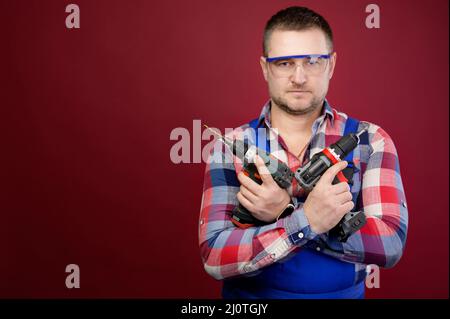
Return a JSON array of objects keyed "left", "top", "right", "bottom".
[{"left": 263, "top": 6, "right": 333, "bottom": 56}]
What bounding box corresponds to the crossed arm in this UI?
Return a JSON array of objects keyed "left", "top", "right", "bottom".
[{"left": 198, "top": 127, "right": 408, "bottom": 280}]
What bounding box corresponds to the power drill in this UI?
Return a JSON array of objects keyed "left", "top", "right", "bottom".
[
  {"left": 205, "top": 125, "right": 367, "bottom": 242},
  {"left": 210, "top": 130, "right": 295, "bottom": 228},
  {"left": 295, "top": 129, "right": 368, "bottom": 242}
]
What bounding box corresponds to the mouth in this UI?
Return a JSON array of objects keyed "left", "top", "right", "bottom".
[{"left": 288, "top": 90, "right": 310, "bottom": 95}]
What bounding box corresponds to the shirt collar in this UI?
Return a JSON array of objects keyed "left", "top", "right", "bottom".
[{"left": 256, "top": 98, "right": 335, "bottom": 128}]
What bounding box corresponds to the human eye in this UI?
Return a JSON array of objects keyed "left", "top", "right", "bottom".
[
  {"left": 275, "top": 60, "right": 294, "bottom": 68},
  {"left": 306, "top": 56, "right": 322, "bottom": 65}
]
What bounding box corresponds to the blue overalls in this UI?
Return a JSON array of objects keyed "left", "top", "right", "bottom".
[{"left": 222, "top": 116, "right": 365, "bottom": 299}]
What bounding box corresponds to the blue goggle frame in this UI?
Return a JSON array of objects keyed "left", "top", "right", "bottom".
[{"left": 266, "top": 54, "right": 332, "bottom": 62}]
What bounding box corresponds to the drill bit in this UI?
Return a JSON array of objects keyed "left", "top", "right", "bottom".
[
  {"left": 355, "top": 124, "right": 368, "bottom": 143},
  {"left": 203, "top": 125, "right": 234, "bottom": 147},
  {"left": 204, "top": 124, "right": 249, "bottom": 160}
]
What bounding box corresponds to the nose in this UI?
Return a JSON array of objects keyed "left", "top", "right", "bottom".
[{"left": 290, "top": 64, "right": 307, "bottom": 85}]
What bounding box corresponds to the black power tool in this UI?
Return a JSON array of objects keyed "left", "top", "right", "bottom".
[
  {"left": 294, "top": 130, "right": 368, "bottom": 242},
  {"left": 206, "top": 125, "right": 367, "bottom": 242}
]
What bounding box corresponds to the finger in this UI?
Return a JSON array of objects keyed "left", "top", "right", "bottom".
[
  {"left": 332, "top": 182, "right": 351, "bottom": 194},
  {"left": 237, "top": 171, "right": 262, "bottom": 194},
  {"left": 338, "top": 201, "right": 355, "bottom": 215},
  {"left": 254, "top": 155, "right": 274, "bottom": 184},
  {"left": 237, "top": 191, "right": 255, "bottom": 212},
  {"left": 319, "top": 161, "right": 348, "bottom": 185},
  {"left": 336, "top": 191, "right": 353, "bottom": 205},
  {"left": 240, "top": 185, "right": 259, "bottom": 203}
]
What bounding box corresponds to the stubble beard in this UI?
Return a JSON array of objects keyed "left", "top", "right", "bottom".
[{"left": 272, "top": 95, "right": 324, "bottom": 116}]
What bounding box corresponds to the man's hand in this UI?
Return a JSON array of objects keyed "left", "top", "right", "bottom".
[
  {"left": 303, "top": 161, "right": 354, "bottom": 234},
  {"left": 237, "top": 155, "right": 291, "bottom": 223}
]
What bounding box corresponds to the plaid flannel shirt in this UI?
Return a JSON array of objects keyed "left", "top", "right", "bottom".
[{"left": 199, "top": 100, "right": 408, "bottom": 281}]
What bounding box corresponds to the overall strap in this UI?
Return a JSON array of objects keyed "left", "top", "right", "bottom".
[
  {"left": 342, "top": 116, "right": 361, "bottom": 206},
  {"left": 248, "top": 118, "right": 260, "bottom": 129},
  {"left": 342, "top": 116, "right": 360, "bottom": 162},
  {"left": 248, "top": 118, "right": 270, "bottom": 153}
]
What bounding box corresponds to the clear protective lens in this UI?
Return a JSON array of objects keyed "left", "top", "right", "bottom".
[{"left": 268, "top": 55, "right": 330, "bottom": 77}]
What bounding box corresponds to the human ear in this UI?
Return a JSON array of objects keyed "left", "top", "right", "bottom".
[
  {"left": 328, "top": 52, "right": 337, "bottom": 80},
  {"left": 260, "top": 56, "right": 268, "bottom": 82}
]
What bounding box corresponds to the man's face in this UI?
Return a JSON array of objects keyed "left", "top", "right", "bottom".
[{"left": 260, "top": 28, "right": 336, "bottom": 115}]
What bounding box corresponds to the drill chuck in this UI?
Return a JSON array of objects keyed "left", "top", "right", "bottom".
[{"left": 332, "top": 133, "right": 360, "bottom": 160}]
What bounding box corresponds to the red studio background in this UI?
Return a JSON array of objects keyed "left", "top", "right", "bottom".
[{"left": 0, "top": 0, "right": 448, "bottom": 299}]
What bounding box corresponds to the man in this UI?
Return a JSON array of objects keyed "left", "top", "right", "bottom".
[{"left": 199, "top": 6, "right": 408, "bottom": 299}]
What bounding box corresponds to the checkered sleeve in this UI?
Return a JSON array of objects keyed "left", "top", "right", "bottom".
[
  {"left": 198, "top": 140, "right": 318, "bottom": 280},
  {"left": 323, "top": 125, "right": 409, "bottom": 268}
]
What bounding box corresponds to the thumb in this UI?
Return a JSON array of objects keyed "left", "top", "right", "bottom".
[
  {"left": 254, "top": 155, "right": 273, "bottom": 184},
  {"left": 319, "top": 160, "right": 348, "bottom": 185}
]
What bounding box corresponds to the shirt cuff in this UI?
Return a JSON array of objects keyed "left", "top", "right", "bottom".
[{"left": 282, "top": 206, "right": 319, "bottom": 245}]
